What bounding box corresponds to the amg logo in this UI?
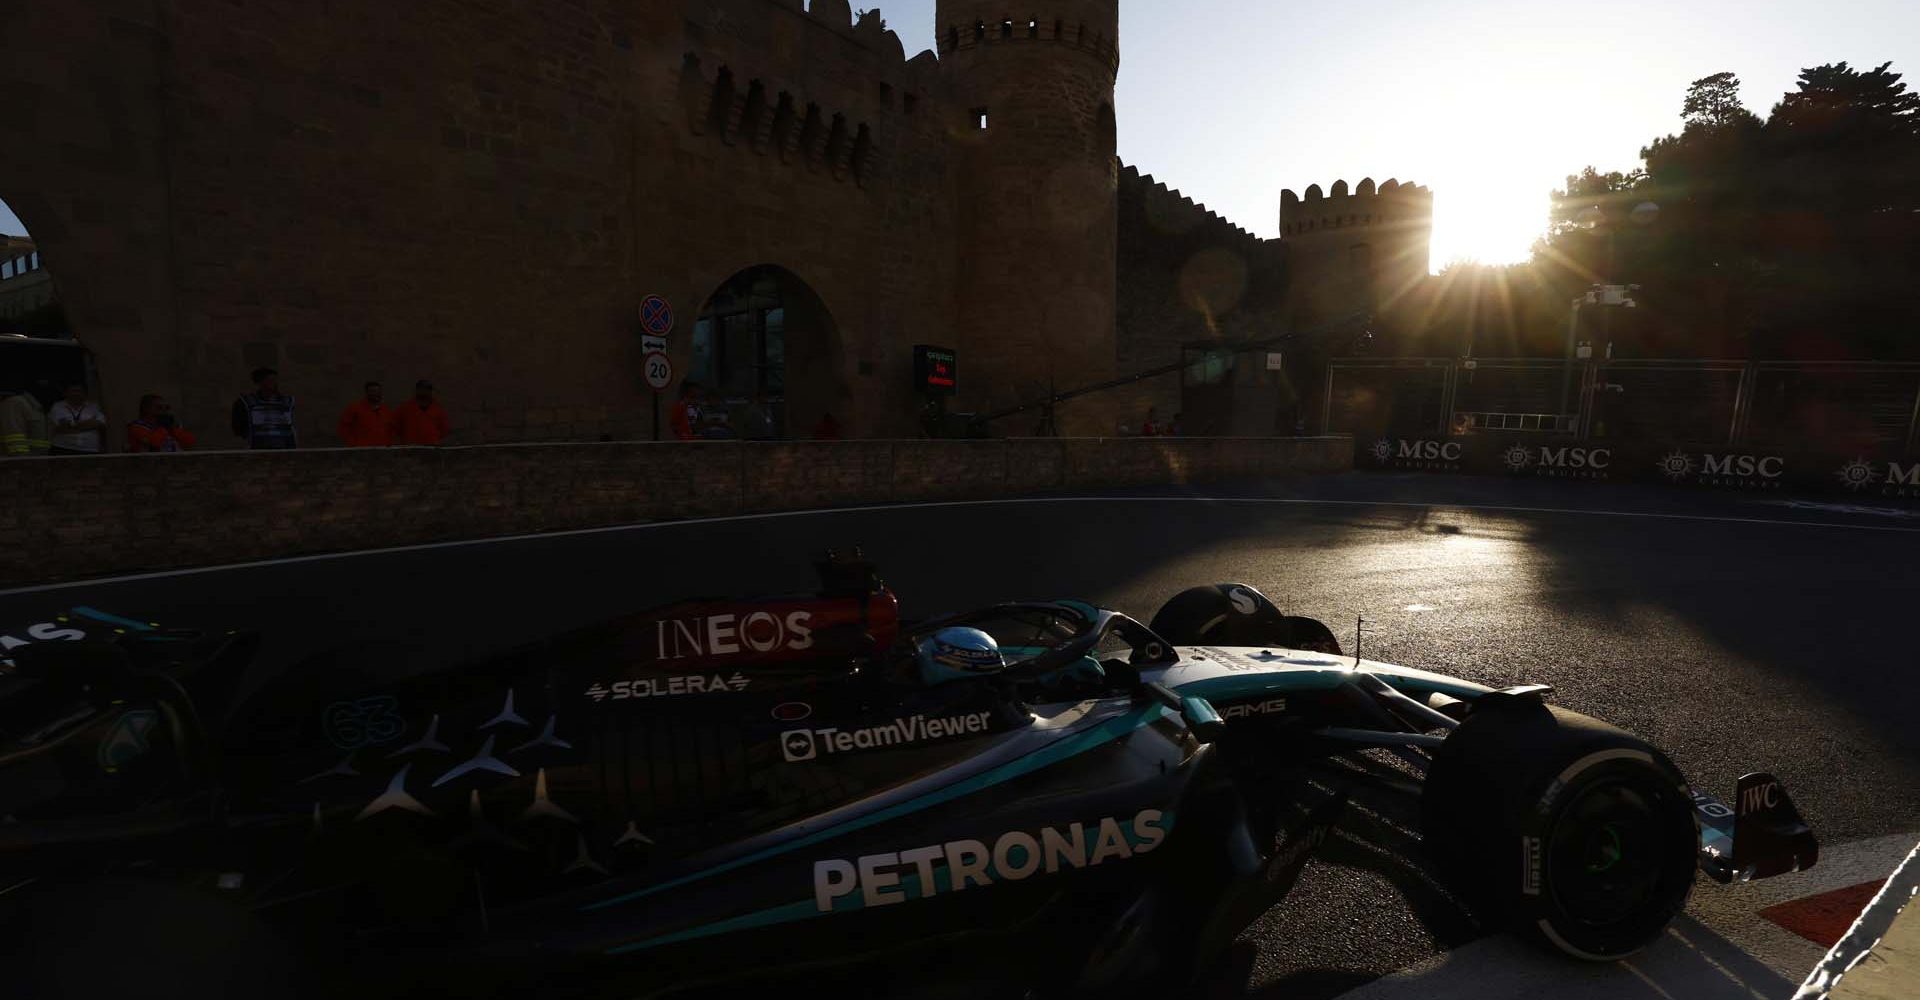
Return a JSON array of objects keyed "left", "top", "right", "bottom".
[
  {"left": 655, "top": 611, "right": 814, "bottom": 660},
  {"left": 1740, "top": 781, "right": 1781, "bottom": 816},
  {"left": 1700, "top": 454, "right": 1784, "bottom": 478},
  {"left": 1537, "top": 446, "right": 1611, "bottom": 470},
  {"left": 1222, "top": 697, "right": 1288, "bottom": 719},
  {"left": 812, "top": 809, "right": 1168, "bottom": 912}
]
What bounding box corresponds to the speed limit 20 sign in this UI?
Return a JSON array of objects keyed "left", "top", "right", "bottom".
[{"left": 643, "top": 352, "right": 673, "bottom": 391}]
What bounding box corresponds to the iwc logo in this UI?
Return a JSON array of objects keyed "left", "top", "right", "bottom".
[{"left": 1657, "top": 451, "right": 1695, "bottom": 482}]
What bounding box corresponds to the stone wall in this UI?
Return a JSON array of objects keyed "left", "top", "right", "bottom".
[
  {"left": 0, "top": 437, "right": 1351, "bottom": 586},
  {"left": 0, "top": 0, "right": 963, "bottom": 447},
  {"left": 1114, "top": 165, "right": 1291, "bottom": 435}
]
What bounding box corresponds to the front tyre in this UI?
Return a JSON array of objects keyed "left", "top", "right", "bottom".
[
  {"left": 1149, "top": 584, "right": 1342, "bottom": 655},
  {"left": 1421, "top": 700, "right": 1698, "bottom": 960}
]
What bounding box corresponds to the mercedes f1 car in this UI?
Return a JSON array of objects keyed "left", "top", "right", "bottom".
[{"left": 0, "top": 553, "right": 1818, "bottom": 998}]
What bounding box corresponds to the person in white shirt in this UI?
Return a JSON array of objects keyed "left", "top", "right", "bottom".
[{"left": 47, "top": 384, "right": 107, "bottom": 455}]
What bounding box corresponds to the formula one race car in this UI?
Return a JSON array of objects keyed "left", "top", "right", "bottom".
[{"left": 0, "top": 553, "right": 1819, "bottom": 999}]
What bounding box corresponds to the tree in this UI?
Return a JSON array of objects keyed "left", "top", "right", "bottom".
[
  {"left": 1403, "top": 61, "right": 1920, "bottom": 360},
  {"left": 1681, "top": 72, "right": 1762, "bottom": 133},
  {"left": 1770, "top": 62, "right": 1920, "bottom": 138}
]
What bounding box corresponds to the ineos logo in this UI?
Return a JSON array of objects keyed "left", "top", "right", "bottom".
[{"left": 656, "top": 611, "right": 814, "bottom": 660}]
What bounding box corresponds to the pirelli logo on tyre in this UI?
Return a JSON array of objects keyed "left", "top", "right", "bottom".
[{"left": 1522, "top": 835, "right": 1544, "bottom": 895}]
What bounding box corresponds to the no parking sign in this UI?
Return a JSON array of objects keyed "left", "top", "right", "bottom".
[{"left": 640, "top": 294, "right": 674, "bottom": 337}]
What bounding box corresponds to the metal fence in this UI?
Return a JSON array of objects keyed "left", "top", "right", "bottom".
[{"left": 1326, "top": 357, "right": 1920, "bottom": 454}]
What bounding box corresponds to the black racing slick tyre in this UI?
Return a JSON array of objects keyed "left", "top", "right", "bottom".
[
  {"left": 1421, "top": 700, "right": 1699, "bottom": 961},
  {"left": 1148, "top": 584, "right": 1343, "bottom": 655}
]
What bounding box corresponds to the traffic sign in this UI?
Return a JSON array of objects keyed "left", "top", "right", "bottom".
[
  {"left": 640, "top": 295, "right": 675, "bottom": 337},
  {"left": 643, "top": 351, "right": 673, "bottom": 391},
  {"left": 641, "top": 334, "right": 668, "bottom": 354}
]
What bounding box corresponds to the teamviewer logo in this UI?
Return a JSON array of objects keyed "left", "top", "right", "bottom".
[{"left": 781, "top": 729, "right": 817, "bottom": 762}]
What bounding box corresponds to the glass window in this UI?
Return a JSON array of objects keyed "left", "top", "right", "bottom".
[
  {"left": 1183, "top": 349, "right": 1236, "bottom": 386},
  {"left": 691, "top": 317, "right": 716, "bottom": 385},
  {"left": 717, "top": 312, "right": 754, "bottom": 396},
  {"left": 763, "top": 307, "right": 786, "bottom": 394}
]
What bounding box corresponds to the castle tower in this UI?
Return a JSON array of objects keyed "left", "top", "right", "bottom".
[
  {"left": 935, "top": 2, "right": 1120, "bottom": 434},
  {"left": 1280, "top": 178, "right": 1434, "bottom": 326}
]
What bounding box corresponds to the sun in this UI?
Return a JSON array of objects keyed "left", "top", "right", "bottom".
[{"left": 1430, "top": 186, "right": 1549, "bottom": 269}]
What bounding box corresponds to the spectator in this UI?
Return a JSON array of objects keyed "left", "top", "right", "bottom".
[
  {"left": 231, "top": 367, "right": 297, "bottom": 449},
  {"left": 127, "top": 394, "right": 196, "bottom": 452},
  {"left": 47, "top": 384, "right": 107, "bottom": 455},
  {"left": 732, "top": 389, "right": 777, "bottom": 441},
  {"left": 338, "top": 381, "right": 393, "bottom": 447},
  {"left": 1, "top": 385, "right": 50, "bottom": 456},
  {"left": 1140, "top": 406, "right": 1164, "bottom": 437},
  {"left": 669, "top": 381, "right": 702, "bottom": 441},
  {"left": 392, "top": 379, "right": 451, "bottom": 446},
  {"left": 812, "top": 411, "right": 843, "bottom": 441},
  {"left": 1168, "top": 412, "right": 1185, "bottom": 437}
]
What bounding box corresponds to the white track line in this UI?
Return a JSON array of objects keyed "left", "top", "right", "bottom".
[
  {"left": 1332, "top": 832, "right": 1920, "bottom": 1000},
  {"left": 4, "top": 494, "right": 1918, "bottom": 598}
]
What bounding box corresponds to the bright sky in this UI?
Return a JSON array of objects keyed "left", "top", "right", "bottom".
[{"left": 5, "top": 1, "right": 1915, "bottom": 268}]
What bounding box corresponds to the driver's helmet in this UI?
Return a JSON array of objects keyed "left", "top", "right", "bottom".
[{"left": 915, "top": 627, "right": 1006, "bottom": 686}]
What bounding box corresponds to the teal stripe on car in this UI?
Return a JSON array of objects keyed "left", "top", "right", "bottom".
[
  {"left": 1174, "top": 669, "right": 1487, "bottom": 704},
  {"left": 582, "top": 701, "right": 1172, "bottom": 913},
  {"left": 71, "top": 607, "right": 154, "bottom": 631}
]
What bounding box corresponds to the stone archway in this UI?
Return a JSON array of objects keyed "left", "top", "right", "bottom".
[
  {"left": 0, "top": 198, "right": 67, "bottom": 341},
  {"left": 690, "top": 265, "right": 847, "bottom": 440}
]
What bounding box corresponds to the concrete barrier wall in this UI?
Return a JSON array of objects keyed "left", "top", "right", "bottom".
[{"left": 0, "top": 437, "right": 1352, "bottom": 586}]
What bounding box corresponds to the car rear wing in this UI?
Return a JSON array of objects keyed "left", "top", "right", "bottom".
[{"left": 1693, "top": 772, "right": 1820, "bottom": 884}]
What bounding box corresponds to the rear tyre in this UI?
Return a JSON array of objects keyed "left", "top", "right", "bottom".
[
  {"left": 1148, "top": 584, "right": 1342, "bottom": 655},
  {"left": 1422, "top": 700, "right": 1698, "bottom": 960}
]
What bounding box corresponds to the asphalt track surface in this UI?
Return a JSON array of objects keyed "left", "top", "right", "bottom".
[{"left": 5, "top": 471, "right": 1918, "bottom": 999}]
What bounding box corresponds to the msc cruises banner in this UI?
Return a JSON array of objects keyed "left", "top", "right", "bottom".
[{"left": 1356, "top": 434, "right": 1920, "bottom": 503}]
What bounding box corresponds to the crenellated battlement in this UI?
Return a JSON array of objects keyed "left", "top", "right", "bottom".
[
  {"left": 1119, "top": 164, "right": 1267, "bottom": 250},
  {"left": 1279, "top": 177, "right": 1433, "bottom": 238},
  {"left": 677, "top": 51, "right": 884, "bottom": 187},
  {"left": 781, "top": 1, "right": 916, "bottom": 64},
  {"left": 935, "top": 14, "right": 1120, "bottom": 73}
]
